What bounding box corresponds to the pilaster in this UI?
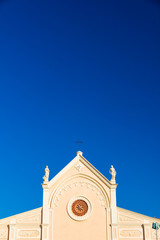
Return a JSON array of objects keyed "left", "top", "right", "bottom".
[
  {"left": 143, "top": 221, "right": 151, "bottom": 240},
  {"left": 42, "top": 182, "right": 49, "bottom": 240},
  {"left": 110, "top": 185, "right": 118, "bottom": 240},
  {"left": 41, "top": 224, "right": 49, "bottom": 240},
  {"left": 9, "top": 220, "right": 16, "bottom": 240}
]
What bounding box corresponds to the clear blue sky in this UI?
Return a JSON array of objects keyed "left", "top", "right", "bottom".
[{"left": 0, "top": 0, "right": 160, "bottom": 219}]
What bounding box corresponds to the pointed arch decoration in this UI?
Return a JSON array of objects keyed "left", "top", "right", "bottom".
[{"left": 49, "top": 174, "right": 110, "bottom": 209}]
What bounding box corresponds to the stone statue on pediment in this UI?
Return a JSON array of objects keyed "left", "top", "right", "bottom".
[
  {"left": 110, "top": 165, "right": 116, "bottom": 184},
  {"left": 43, "top": 166, "right": 49, "bottom": 183}
]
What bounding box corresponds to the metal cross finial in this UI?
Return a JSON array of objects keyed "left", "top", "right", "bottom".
[{"left": 75, "top": 140, "right": 84, "bottom": 150}]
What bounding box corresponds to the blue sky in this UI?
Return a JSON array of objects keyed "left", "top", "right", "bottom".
[{"left": 0, "top": 0, "right": 160, "bottom": 219}]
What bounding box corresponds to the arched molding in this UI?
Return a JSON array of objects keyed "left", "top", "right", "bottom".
[{"left": 49, "top": 174, "right": 110, "bottom": 209}]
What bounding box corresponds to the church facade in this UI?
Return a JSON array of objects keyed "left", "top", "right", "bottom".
[{"left": 0, "top": 151, "right": 159, "bottom": 240}]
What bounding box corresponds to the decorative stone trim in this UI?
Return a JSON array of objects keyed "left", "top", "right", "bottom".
[
  {"left": 17, "top": 214, "right": 41, "bottom": 224},
  {"left": 67, "top": 196, "right": 92, "bottom": 221},
  {"left": 119, "top": 228, "right": 143, "bottom": 238},
  {"left": 0, "top": 229, "right": 8, "bottom": 239},
  {"left": 17, "top": 229, "right": 40, "bottom": 238},
  {"left": 52, "top": 180, "right": 107, "bottom": 208},
  {"left": 74, "top": 162, "right": 84, "bottom": 172},
  {"left": 118, "top": 214, "right": 141, "bottom": 223}
]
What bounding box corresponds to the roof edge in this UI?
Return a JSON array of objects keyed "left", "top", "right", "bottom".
[
  {"left": 48, "top": 152, "right": 114, "bottom": 189},
  {"left": 117, "top": 206, "right": 160, "bottom": 222}
]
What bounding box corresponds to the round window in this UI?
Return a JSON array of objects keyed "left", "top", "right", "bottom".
[{"left": 67, "top": 196, "right": 92, "bottom": 221}]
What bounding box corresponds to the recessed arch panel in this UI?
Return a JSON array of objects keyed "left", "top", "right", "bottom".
[{"left": 49, "top": 174, "right": 110, "bottom": 209}]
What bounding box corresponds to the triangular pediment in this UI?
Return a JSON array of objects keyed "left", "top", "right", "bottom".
[
  {"left": 47, "top": 151, "right": 115, "bottom": 209},
  {"left": 48, "top": 151, "right": 113, "bottom": 189}
]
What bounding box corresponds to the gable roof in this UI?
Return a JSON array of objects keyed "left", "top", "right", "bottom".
[{"left": 48, "top": 151, "right": 116, "bottom": 189}]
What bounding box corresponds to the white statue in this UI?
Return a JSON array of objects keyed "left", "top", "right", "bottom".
[
  {"left": 110, "top": 165, "right": 116, "bottom": 184},
  {"left": 43, "top": 166, "right": 49, "bottom": 183}
]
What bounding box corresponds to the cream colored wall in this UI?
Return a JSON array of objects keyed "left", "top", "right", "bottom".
[
  {"left": 0, "top": 208, "right": 42, "bottom": 240},
  {"left": 50, "top": 176, "right": 108, "bottom": 240},
  {"left": 117, "top": 207, "right": 160, "bottom": 240}
]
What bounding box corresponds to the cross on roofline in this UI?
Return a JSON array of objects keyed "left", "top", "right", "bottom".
[{"left": 74, "top": 140, "right": 84, "bottom": 150}]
